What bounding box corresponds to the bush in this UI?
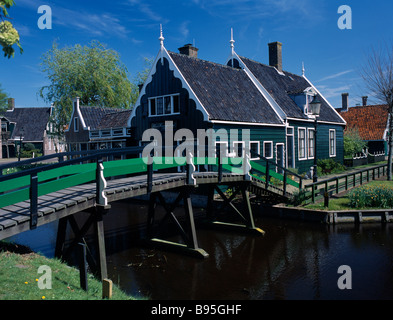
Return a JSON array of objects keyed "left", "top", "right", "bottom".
[
  {"left": 290, "top": 189, "right": 308, "bottom": 206},
  {"left": 348, "top": 184, "right": 393, "bottom": 208},
  {"left": 317, "top": 159, "right": 345, "bottom": 175}
]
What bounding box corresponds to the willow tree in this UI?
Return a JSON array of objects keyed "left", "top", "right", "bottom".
[
  {"left": 361, "top": 44, "right": 393, "bottom": 180},
  {"left": 38, "top": 40, "right": 135, "bottom": 132}
]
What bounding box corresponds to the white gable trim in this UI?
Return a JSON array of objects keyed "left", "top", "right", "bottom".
[
  {"left": 302, "top": 74, "right": 347, "bottom": 126},
  {"left": 65, "top": 98, "right": 89, "bottom": 132},
  {"left": 128, "top": 47, "right": 210, "bottom": 127}
]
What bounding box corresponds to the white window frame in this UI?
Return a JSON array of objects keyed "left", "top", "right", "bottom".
[
  {"left": 307, "top": 128, "right": 315, "bottom": 159},
  {"left": 263, "top": 141, "right": 273, "bottom": 159},
  {"left": 233, "top": 141, "right": 245, "bottom": 158},
  {"left": 249, "top": 141, "right": 260, "bottom": 160},
  {"left": 329, "top": 129, "right": 336, "bottom": 157},
  {"left": 149, "top": 93, "right": 180, "bottom": 117},
  {"left": 286, "top": 126, "right": 295, "bottom": 168},
  {"left": 298, "top": 127, "right": 307, "bottom": 161}
]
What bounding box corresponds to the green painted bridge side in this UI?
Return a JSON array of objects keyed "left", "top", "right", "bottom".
[{"left": 0, "top": 156, "right": 298, "bottom": 210}]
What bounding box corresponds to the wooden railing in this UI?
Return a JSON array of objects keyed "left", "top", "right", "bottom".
[{"left": 304, "top": 163, "right": 388, "bottom": 204}]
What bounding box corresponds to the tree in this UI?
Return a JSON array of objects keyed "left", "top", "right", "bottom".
[
  {"left": 360, "top": 44, "right": 393, "bottom": 180},
  {"left": 0, "top": 83, "right": 8, "bottom": 112},
  {"left": 0, "top": 0, "right": 23, "bottom": 58},
  {"left": 344, "top": 128, "right": 367, "bottom": 158},
  {"left": 38, "top": 40, "right": 135, "bottom": 131}
]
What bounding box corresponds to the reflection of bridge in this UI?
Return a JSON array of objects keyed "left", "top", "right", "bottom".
[{"left": 0, "top": 147, "right": 303, "bottom": 280}]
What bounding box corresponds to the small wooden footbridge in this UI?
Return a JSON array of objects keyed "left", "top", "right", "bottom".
[{"left": 0, "top": 147, "right": 303, "bottom": 279}]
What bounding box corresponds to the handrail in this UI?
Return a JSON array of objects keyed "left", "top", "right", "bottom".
[{"left": 304, "top": 162, "right": 388, "bottom": 203}]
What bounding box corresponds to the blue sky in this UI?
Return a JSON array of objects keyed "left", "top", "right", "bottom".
[{"left": 1, "top": 0, "right": 393, "bottom": 110}]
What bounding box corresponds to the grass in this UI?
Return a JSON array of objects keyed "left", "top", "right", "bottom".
[
  {"left": 0, "top": 242, "right": 135, "bottom": 300},
  {"left": 305, "top": 180, "right": 393, "bottom": 211}
]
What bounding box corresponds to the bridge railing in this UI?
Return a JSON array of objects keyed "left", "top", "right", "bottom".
[
  {"left": 303, "top": 162, "right": 388, "bottom": 204},
  {"left": 0, "top": 145, "right": 303, "bottom": 231}
]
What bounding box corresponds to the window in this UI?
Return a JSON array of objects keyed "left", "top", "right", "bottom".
[
  {"left": 263, "top": 141, "right": 273, "bottom": 159},
  {"left": 149, "top": 94, "right": 180, "bottom": 116},
  {"left": 233, "top": 141, "right": 245, "bottom": 158},
  {"left": 298, "top": 128, "right": 306, "bottom": 160},
  {"left": 74, "top": 117, "right": 79, "bottom": 132},
  {"left": 329, "top": 129, "right": 336, "bottom": 157},
  {"left": 250, "top": 141, "right": 260, "bottom": 160},
  {"left": 215, "top": 141, "right": 228, "bottom": 158},
  {"left": 308, "top": 129, "right": 315, "bottom": 159}
]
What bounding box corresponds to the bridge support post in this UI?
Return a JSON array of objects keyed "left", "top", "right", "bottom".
[
  {"left": 207, "top": 182, "right": 265, "bottom": 236},
  {"left": 146, "top": 187, "right": 209, "bottom": 259}
]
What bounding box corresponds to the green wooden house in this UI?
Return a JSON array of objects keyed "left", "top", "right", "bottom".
[{"left": 128, "top": 30, "right": 346, "bottom": 174}]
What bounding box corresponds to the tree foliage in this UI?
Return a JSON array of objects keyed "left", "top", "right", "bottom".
[
  {"left": 38, "top": 40, "right": 135, "bottom": 130},
  {"left": 0, "top": 83, "right": 8, "bottom": 112},
  {"left": 360, "top": 44, "right": 393, "bottom": 180},
  {"left": 0, "top": 0, "right": 23, "bottom": 58},
  {"left": 344, "top": 128, "right": 367, "bottom": 158}
]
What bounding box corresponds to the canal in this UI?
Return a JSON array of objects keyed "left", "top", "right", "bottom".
[{"left": 8, "top": 198, "right": 393, "bottom": 300}]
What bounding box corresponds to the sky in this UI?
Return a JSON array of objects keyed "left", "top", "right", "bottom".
[{"left": 1, "top": 0, "right": 393, "bottom": 110}]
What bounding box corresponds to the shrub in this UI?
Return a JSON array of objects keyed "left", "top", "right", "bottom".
[
  {"left": 291, "top": 189, "right": 308, "bottom": 206},
  {"left": 348, "top": 184, "right": 393, "bottom": 208},
  {"left": 317, "top": 159, "right": 346, "bottom": 175}
]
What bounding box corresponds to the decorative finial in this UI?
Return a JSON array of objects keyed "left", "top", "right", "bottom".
[
  {"left": 159, "top": 24, "right": 164, "bottom": 47},
  {"left": 302, "top": 62, "right": 305, "bottom": 76},
  {"left": 230, "top": 28, "right": 235, "bottom": 52}
]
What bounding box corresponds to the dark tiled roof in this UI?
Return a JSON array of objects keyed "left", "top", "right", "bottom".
[
  {"left": 169, "top": 52, "right": 283, "bottom": 125},
  {"left": 2, "top": 107, "right": 51, "bottom": 142},
  {"left": 239, "top": 56, "right": 346, "bottom": 124},
  {"left": 97, "top": 110, "right": 131, "bottom": 129},
  {"left": 80, "top": 106, "right": 128, "bottom": 130},
  {"left": 339, "top": 105, "right": 388, "bottom": 141}
]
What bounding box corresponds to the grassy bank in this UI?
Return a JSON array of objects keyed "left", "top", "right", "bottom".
[
  {"left": 305, "top": 180, "right": 393, "bottom": 211},
  {"left": 0, "top": 242, "right": 134, "bottom": 300}
]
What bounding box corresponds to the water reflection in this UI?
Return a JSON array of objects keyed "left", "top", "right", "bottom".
[{"left": 8, "top": 199, "right": 393, "bottom": 300}]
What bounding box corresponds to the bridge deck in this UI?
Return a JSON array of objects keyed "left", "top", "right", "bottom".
[{"left": 0, "top": 171, "right": 246, "bottom": 241}]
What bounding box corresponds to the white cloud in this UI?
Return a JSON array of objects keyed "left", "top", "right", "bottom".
[{"left": 315, "top": 69, "right": 354, "bottom": 83}]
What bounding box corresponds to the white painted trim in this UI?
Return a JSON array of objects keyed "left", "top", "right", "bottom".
[
  {"left": 298, "top": 127, "right": 307, "bottom": 161},
  {"left": 275, "top": 143, "right": 285, "bottom": 169},
  {"left": 329, "top": 129, "right": 337, "bottom": 157},
  {"left": 286, "top": 126, "right": 295, "bottom": 168},
  {"left": 302, "top": 74, "right": 347, "bottom": 126},
  {"left": 148, "top": 93, "right": 181, "bottom": 117},
  {"left": 263, "top": 141, "right": 273, "bottom": 159},
  {"left": 307, "top": 127, "right": 315, "bottom": 159},
  {"left": 286, "top": 117, "right": 346, "bottom": 126},
  {"left": 227, "top": 52, "right": 286, "bottom": 122},
  {"left": 128, "top": 47, "right": 210, "bottom": 127},
  {"left": 249, "top": 141, "right": 260, "bottom": 160},
  {"left": 210, "top": 119, "right": 285, "bottom": 127},
  {"left": 232, "top": 141, "right": 245, "bottom": 158}
]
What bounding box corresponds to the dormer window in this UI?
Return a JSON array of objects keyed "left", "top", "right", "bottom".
[{"left": 288, "top": 87, "right": 319, "bottom": 117}]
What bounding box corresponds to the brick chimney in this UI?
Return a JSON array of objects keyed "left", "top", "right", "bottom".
[
  {"left": 342, "top": 93, "right": 349, "bottom": 111},
  {"left": 268, "top": 41, "right": 283, "bottom": 72},
  {"left": 8, "top": 98, "right": 15, "bottom": 111},
  {"left": 362, "top": 96, "right": 368, "bottom": 106},
  {"left": 178, "top": 44, "right": 198, "bottom": 58}
]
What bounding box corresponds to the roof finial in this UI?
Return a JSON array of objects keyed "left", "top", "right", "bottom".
[
  {"left": 302, "top": 62, "right": 305, "bottom": 76},
  {"left": 159, "top": 24, "right": 165, "bottom": 48},
  {"left": 230, "top": 28, "right": 235, "bottom": 53}
]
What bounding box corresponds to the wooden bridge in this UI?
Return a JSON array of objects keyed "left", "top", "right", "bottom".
[{"left": 0, "top": 147, "right": 303, "bottom": 280}]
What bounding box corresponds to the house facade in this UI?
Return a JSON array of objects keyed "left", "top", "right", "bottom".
[
  {"left": 1, "top": 98, "right": 64, "bottom": 158},
  {"left": 65, "top": 97, "right": 132, "bottom": 153},
  {"left": 338, "top": 94, "right": 388, "bottom": 155},
  {"left": 127, "top": 32, "right": 346, "bottom": 174}
]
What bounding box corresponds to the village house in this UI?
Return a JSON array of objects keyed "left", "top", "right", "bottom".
[
  {"left": 127, "top": 30, "right": 346, "bottom": 174},
  {"left": 64, "top": 97, "right": 132, "bottom": 154},
  {"left": 0, "top": 98, "right": 63, "bottom": 158},
  {"left": 338, "top": 93, "right": 388, "bottom": 156}
]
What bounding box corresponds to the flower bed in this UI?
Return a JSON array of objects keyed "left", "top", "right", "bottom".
[{"left": 348, "top": 183, "right": 393, "bottom": 209}]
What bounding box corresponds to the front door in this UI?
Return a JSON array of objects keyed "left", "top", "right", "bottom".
[{"left": 276, "top": 143, "right": 285, "bottom": 174}]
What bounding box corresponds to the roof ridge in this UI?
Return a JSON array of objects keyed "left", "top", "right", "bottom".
[{"left": 168, "top": 51, "right": 243, "bottom": 72}]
